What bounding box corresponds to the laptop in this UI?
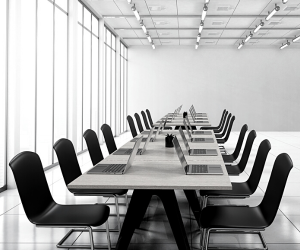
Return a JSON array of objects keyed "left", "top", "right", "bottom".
[
  {"left": 151, "top": 119, "right": 164, "bottom": 142},
  {"left": 191, "top": 105, "right": 207, "bottom": 117},
  {"left": 183, "top": 120, "right": 214, "bottom": 143},
  {"left": 172, "top": 136, "right": 223, "bottom": 175},
  {"left": 87, "top": 136, "right": 143, "bottom": 175},
  {"left": 185, "top": 117, "right": 212, "bottom": 135},
  {"left": 177, "top": 128, "right": 217, "bottom": 156},
  {"left": 189, "top": 109, "right": 207, "bottom": 123}
]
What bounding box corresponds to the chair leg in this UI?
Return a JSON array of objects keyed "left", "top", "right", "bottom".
[
  {"left": 106, "top": 222, "right": 111, "bottom": 250},
  {"left": 201, "top": 228, "right": 207, "bottom": 250},
  {"left": 115, "top": 195, "right": 121, "bottom": 231},
  {"left": 88, "top": 226, "right": 95, "bottom": 250}
]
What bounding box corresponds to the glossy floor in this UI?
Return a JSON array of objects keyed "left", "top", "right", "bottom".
[{"left": 1, "top": 131, "right": 300, "bottom": 249}]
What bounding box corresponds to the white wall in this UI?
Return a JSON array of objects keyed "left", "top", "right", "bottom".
[{"left": 128, "top": 46, "right": 300, "bottom": 131}]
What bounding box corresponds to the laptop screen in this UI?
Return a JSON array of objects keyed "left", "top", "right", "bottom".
[
  {"left": 172, "top": 136, "right": 188, "bottom": 169},
  {"left": 183, "top": 119, "right": 192, "bottom": 139},
  {"left": 124, "top": 136, "right": 143, "bottom": 172},
  {"left": 178, "top": 127, "right": 190, "bottom": 151},
  {"left": 185, "top": 117, "right": 193, "bottom": 132}
]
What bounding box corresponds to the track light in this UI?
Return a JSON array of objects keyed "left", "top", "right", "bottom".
[
  {"left": 202, "top": 4, "right": 208, "bottom": 21},
  {"left": 127, "top": 0, "right": 132, "bottom": 4},
  {"left": 140, "top": 20, "right": 147, "bottom": 34},
  {"left": 205, "top": 0, "right": 210, "bottom": 3},
  {"left": 282, "top": 0, "right": 288, "bottom": 3},
  {"left": 254, "top": 21, "right": 264, "bottom": 33},
  {"left": 292, "top": 35, "right": 300, "bottom": 43},
  {"left": 198, "top": 21, "right": 204, "bottom": 33},
  {"left": 195, "top": 42, "right": 199, "bottom": 50},
  {"left": 266, "top": 4, "right": 280, "bottom": 21},
  {"left": 151, "top": 42, "right": 155, "bottom": 49},
  {"left": 245, "top": 32, "right": 253, "bottom": 43},
  {"left": 280, "top": 41, "right": 290, "bottom": 49},
  {"left": 197, "top": 33, "right": 201, "bottom": 42},
  {"left": 146, "top": 33, "right": 152, "bottom": 43},
  {"left": 131, "top": 4, "right": 141, "bottom": 21},
  {"left": 238, "top": 41, "right": 244, "bottom": 50}
]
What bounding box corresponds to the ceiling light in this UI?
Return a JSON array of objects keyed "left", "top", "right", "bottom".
[
  {"left": 146, "top": 33, "right": 152, "bottom": 43},
  {"left": 254, "top": 21, "right": 264, "bottom": 33},
  {"left": 195, "top": 42, "right": 199, "bottom": 50},
  {"left": 280, "top": 41, "right": 290, "bottom": 49},
  {"left": 245, "top": 32, "right": 253, "bottom": 43},
  {"left": 131, "top": 4, "right": 140, "bottom": 21},
  {"left": 140, "top": 20, "right": 147, "bottom": 33},
  {"left": 238, "top": 41, "right": 244, "bottom": 49},
  {"left": 292, "top": 35, "right": 300, "bottom": 42},
  {"left": 198, "top": 20, "right": 204, "bottom": 33},
  {"left": 266, "top": 4, "right": 280, "bottom": 21},
  {"left": 151, "top": 42, "right": 155, "bottom": 49},
  {"left": 202, "top": 4, "right": 208, "bottom": 21},
  {"left": 282, "top": 0, "right": 288, "bottom": 4},
  {"left": 205, "top": 0, "right": 210, "bottom": 3},
  {"left": 197, "top": 33, "right": 201, "bottom": 42},
  {"left": 127, "top": 0, "right": 132, "bottom": 4}
]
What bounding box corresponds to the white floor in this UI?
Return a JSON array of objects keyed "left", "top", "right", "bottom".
[{"left": 1, "top": 131, "right": 300, "bottom": 249}]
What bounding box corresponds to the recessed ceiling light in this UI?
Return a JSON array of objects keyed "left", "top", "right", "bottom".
[
  {"left": 217, "top": 6, "right": 231, "bottom": 11},
  {"left": 212, "top": 21, "right": 224, "bottom": 25},
  {"left": 284, "top": 6, "right": 298, "bottom": 11},
  {"left": 205, "top": 41, "right": 216, "bottom": 44},
  {"left": 149, "top": 6, "right": 165, "bottom": 11},
  {"left": 154, "top": 20, "right": 169, "bottom": 25},
  {"left": 161, "top": 41, "right": 171, "bottom": 43},
  {"left": 268, "top": 21, "right": 281, "bottom": 25},
  {"left": 257, "top": 32, "right": 268, "bottom": 35},
  {"left": 208, "top": 32, "right": 220, "bottom": 36},
  {"left": 158, "top": 32, "right": 170, "bottom": 36}
]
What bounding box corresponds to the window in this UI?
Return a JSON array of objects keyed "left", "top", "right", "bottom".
[{"left": 120, "top": 42, "right": 128, "bottom": 133}]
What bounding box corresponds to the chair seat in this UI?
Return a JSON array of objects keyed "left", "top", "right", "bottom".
[
  {"left": 225, "top": 164, "right": 242, "bottom": 176},
  {"left": 217, "top": 138, "right": 225, "bottom": 144},
  {"left": 215, "top": 133, "right": 224, "bottom": 139},
  {"left": 200, "top": 182, "right": 252, "bottom": 197},
  {"left": 200, "top": 206, "right": 267, "bottom": 229},
  {"left": 34, "top": 203, "right": 110, "bottom": 227},
  {"left": 222, "top": 154, "right": 235, "bottom": 163},
  {"left": 69, "top": 189, "right": 128, "bottom": 196}
]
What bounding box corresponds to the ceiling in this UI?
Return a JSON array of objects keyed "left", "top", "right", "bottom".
[{"left": 85, "top": 0, "right": 300, "bottom": 48}]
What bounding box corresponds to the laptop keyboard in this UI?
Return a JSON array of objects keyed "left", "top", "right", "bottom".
[
  {"left": 192, "top": 149, "right": 206, "bottom": 154},
  {"left": 131, "top": 138, "right": 147, "bottom": 142},
  {"left": 191, "top": 165, "right": 208, "bottom": 173},
  {"left": 102, "top": 164, "right": 126, "bottom": 173},
  {"left": 193, "top": 138, "right": 205, "bottom": 142},
  {"left": 124, "top": 149, "right": 142, "bottom": 155}
]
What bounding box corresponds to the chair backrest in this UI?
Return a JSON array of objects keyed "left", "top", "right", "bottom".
[
  {"left": 247, "top": 139, "right": 271, "bottom": 194},
  {"left": 146, "top": 109, "right": 154, "bottom": 127},
  {"left": 218, "top": 113, "right": 231, "bottom": 135},
  {"left": 232, "top": 124, "right": 248, "bottom": 159},
  {"left": 127, "top": 115, "right": 138, "bottom": 138},
  {"left": 53, "top": 138, "right": 82, "bottom": 186},
  {"left": 134, "top": 113, "right": 144, "bottom": 133},
  {"left": 83, "top": 129, "right": 104, "bottom": 166},
  {"left": 141, "top": 111, "right": 151, "bottom": 130},
  {"left": 223, "top": 115, "right": 235, "bottom": 142},
  {"left": 217, "top": 111, "right": 228, "bottom": 132},
  {"left": 217, "top": 109, "right": 227, "bottom": 129},
  {"left": 101, "top": 124, "right": 117, "bottom": 154},
  {"left": 236, "top": 130, "right": 256, "bottom": 172},
  {"left": 259, "top": 153, "right": 293, "bottom": 226},
  {"left": 9, "top": 152, "right": 55, "bottom": 222}
]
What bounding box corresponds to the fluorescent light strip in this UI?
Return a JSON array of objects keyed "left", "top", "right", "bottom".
[
  {"left": 282, "top": 0, "right": 288, "bottom": 3},
  {"left": 195, "top": 42, "right": 199, "bottom": 49},
  {"left": 146, "top": 33, "right": 152, "bottom": 43},
  {"left": 280, "top": 41, "right": 290, "bottom": 49},
  {"left": 205, "top": 0, "right": 210, "bottom": 3},
  {"left": 238, "top": 41, "right": 244, "bottom": 49},
  {"left": 244, "top": 32, "right": 253, "bottom": 43},
  {"left": 292, "top": 35, "right": 300, "bottom": 43},
  {"left": 202, "top": 4, "right": 208, "bottom": 21},
  {"left": 140, "top": 20, "right": 147, "bottom": 34},
  {"left": 151, "top": 42, "right": 155, "bottom": 49},
  {"left": 197, "top": 33, "right": 201, "bottom": 43},
  {"left": 131, "top": 5, "right": 141, "bottom": 21},
  {"left": 127, "top": 0, "right": 132, "bottom": 4},
  {"left": 198, "top": 21, "right": 204, "bottom": 33},
  {"left": 254, "top": 21, "right": 264, "bottom": 33},
  {"left": 266, "top": 4, "right": 280, "bottom": 21}
]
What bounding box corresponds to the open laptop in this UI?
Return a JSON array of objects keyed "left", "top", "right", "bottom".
[
  {"left": 172, "top": 136, "right": 223, "bottom": 175},
  {"left": 191, "top": 105, "right": 207, "bottom": 117},
  {"left": 178, "top": 128, "right": 217, "bottom": 156},
  {"left": 87, "top": 136, "right": 143, "bottom": 175},
  {"left": 183, "top": 120, "right": 214, "bottom": 143},
  {"left": 151, "top": 119, "right": 164, "bottom": 142},
  {"left": 189, "top": 109, "right": 207, "bottom": 123},
  {"left": 185, "top": 117, "right": 212, "bottom": 135}
]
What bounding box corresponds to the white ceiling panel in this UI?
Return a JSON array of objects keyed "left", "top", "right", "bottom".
[
  {"left": 88, "top": 0, "right": 122, "bottom": 16},
  {"left": 179, "top": 30, "right": 198, "bottom": 37},
  {"left": 233, "top": 0, "right": 273, "bottom": 15},
  {"left": 146, "top": 0, "right": 178, "bottom": 15},
  {"left": 157, "top": 29, "right": 179, "bottom": 38},
  {"left": 177, "top": 0, "right": 203, "bottom": 15},
  {"left": 105, "top": 18, "right": 132, "bottom": 28},
  {"left": 180, "top": 39, "right": 196, "bottom": 45},
  {"left": 261, "top": 29, "right": 291, "bottom": 37},
  {"left": 126, "top": 18, "right": 155, "bottom": 28},
  {"left": 160, "top": 39, "right": 180, "bottom": 45},
  {"left": 217, "top": 39, "right": 238, "bottom": 45},
  {"left": 252, "top": 39, "right": 278, "bottom": 45},
  {"left": 206, "top": 0, "right": 240, "bottom": 15},
  {"left": 201, "top": 30, "right": 222, "bottom": 38},
  {"left": 124, "top": 39, "right": 143, "bottom": 45},
  {"left": 221, "top": 30, "right": 246, "bottom": 37},
  {"left": 178, "top": 18, "right": 201, "bottom": 28},
  {"left": 152, "top": 17, "right": 178, "bottom": 28},
  {"left": 116, "top": 30, "right": 138, "bottom": 37},
  {"left": 204, "top": 18, "right": 230, "bottom": 28},
  {"left": 226, "top": 18, "right": 256, "bottom": 28},
  {"left": 199, "top": 39, "right": 218, "bottom": 45}
]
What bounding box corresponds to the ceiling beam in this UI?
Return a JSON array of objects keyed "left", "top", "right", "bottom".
[
  {"left": 103, "top": 15, "right": 299, "bottom": 19},
  {"left": 123, "top": 37, "right": 293, "bottom": 40},
  {"left": 115, "top": 27, "right": 300, "bottom": 31}
]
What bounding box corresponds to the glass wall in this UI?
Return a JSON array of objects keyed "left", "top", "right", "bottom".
[
  {"left": 120, "top": 42, "right": 128, "bottom": 133},
  {"left": 0, "top": 0, "right": 7, "bottom": 190}
]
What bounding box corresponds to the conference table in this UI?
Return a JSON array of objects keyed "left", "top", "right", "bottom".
[{"left": 68, "top": 113, "right": 231, "bottom": 250}]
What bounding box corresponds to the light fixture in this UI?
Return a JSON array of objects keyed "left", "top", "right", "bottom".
[
  {"left": 195, "top": 42, "right": 199, "bottom": 50},
  {"left": 131, "top": 4, "right": 141, "bottom": 21},
  {"left": 127, "top": 0, "right": 132, "bottom": 4},
  {"left": 140, "top": 20, "right": 147, "bottom": 33},
  {"left": 238, "top": 41, "right": 244, "bottom": 49},
  {"left": 254, "top": 21, "right": 264, "bottom": 33},
  {"left": 280, "top": 40, "right": 290, "bottom": 49},
  {"left": 146, "top": 33, "right": 152, "bottom": 43},
  {"left": 198, "top": 20, "right": 204, "bottom": 33},
  {"left": 151, "top": 42, "right": 155, "bottom": 49},
  {"left": 197, "top": 33, "right": 201, "bottom": 42},
  {"left": 266, "top": 4, "right": 280, "bottom": 21},
  {"left": 202, "top": 4, "right": 208, "bottom": 21},
  {"left": 205, "top": 0, "right": 210, "bottom": 3},
  {"left": 244, "top": 32, "right": 253, "bottom": 43},
  {"left": 282, "top": 0, "right": 288, "bottom": 4},
  {"left": 292, "top": 35, "right": 300, "bottom": 42}
]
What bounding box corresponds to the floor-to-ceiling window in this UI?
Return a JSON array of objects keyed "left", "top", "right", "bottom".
[
  {"left": 0, "top": 0, "right": 7, "bottom": 191},
  {"left": 77, "top": 1, "right": 99, "bottom": 151},
  {"left": 104, "top": 27, "right": 116, "bottom": 135},
  {"left": 120, "top": 42, "right": 128, "bottom": 133}
]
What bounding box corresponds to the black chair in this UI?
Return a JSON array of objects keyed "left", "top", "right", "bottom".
[
  {"left": 200, "top": 139, "right": 271, "bottom": 209},
  {"left": 134, "top": 113, "right": 144, "bottom": 133},
  {"left": 214, "top": 113, "right": 232, "bottom": 137},
  {"left": 127, "top": 115, "right": 138, "bottom": 138},
  {"left": 101, "top": 124, "right": 117, "bottom": 155},
  {"left": 83, "top": 129, "right": 104, "bottom": 165},
  {"left": 9, "top": 151, "right": 111, "bottom": 250},
  {"left": 200, "top": 153, "right": 293, "bottom": 250},
  {"left": 216, "top": 116, "right": 235, "bottom": 144},
  {"left": 141, "top": 111, "right": 151, "bottom": 130},
  {"left": 222, "top": 124, "right": 248, "bottom": 163},
  {"left": 54, "top": 138, "right": 127, "bottom": 231},
  {"left": 226, "top": 130, "right": 256, "bottom": 176},
  {"left": 200, "top": 109, "right": 227, "bottom": 131}
]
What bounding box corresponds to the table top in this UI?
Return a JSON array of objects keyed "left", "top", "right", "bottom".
[
  {"left": 154, "top": 114, "right": 211, "bottom": 127},
  {"left": 68, "top": 119, "right": 232, "bottom": 191}
]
